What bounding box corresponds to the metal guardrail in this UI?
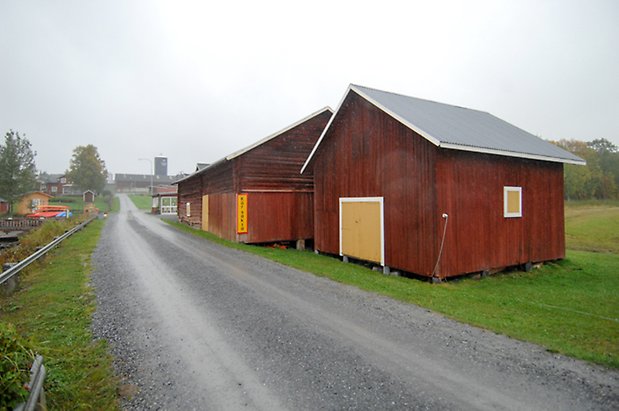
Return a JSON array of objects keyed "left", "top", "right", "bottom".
[
  {"left": 14, "top": 355, "right": 47, "bottom": 411},
  {"left": 0, "top": 216, "right": 96, "bottom": 286}
]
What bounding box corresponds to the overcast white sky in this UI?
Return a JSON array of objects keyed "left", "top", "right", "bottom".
[{"left": 1, "top": 0, "right": 617, "bottom": 176}]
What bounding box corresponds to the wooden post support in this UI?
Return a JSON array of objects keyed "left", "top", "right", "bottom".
[
  {"left": 1, "top": 263, "right": 18, "bottom": 296},
  {"left": 296, "top": 239, "right": 305, "bottom": 251}
]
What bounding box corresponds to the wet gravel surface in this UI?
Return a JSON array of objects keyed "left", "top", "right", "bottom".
[{"left": 91, "top": 195, "right": 619, "bottom": 410}]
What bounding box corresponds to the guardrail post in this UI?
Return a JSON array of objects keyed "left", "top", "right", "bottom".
[
  {"left": 14, "top": 355, "right": 47, "bottom": 411},
  {"left": 1, "top": 262, "right": 18, "bottom": 296}
]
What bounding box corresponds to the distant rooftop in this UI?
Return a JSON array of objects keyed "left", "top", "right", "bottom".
[{"left": 114, "top": 173, "right": 183, "bottom": 183}]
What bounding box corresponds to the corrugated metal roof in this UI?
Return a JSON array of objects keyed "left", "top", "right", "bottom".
[
  {"left": 351, "top": 84, "right": 585, "bottom": 165},
  {"left": 302, "top": 85, "right": 585, "bottom": 173}
]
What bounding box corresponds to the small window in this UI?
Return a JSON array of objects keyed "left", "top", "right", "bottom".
[
  {"left": 186, "top": 202, "right": 191, "bottom": 217},
  {"left": 504, "top": 186, "right": 522, "bottom": 218},
  {"left": 51, "top": 186, "right": 58, "bottom": 193}
]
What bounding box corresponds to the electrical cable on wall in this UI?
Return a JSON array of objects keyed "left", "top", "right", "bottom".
[{"left": 432, "top": 213, "right": 449, "bottom": 279}]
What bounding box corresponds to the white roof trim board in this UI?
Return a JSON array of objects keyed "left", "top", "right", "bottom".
[
  {"left": 174, "top": 106, "right": 333, "bottom": 184},
  {"left": 301, "top": 84, "right": 585, "bottom": 173},
  {"left": 226, "top": 106, "right": 333, "bottom": 161}
]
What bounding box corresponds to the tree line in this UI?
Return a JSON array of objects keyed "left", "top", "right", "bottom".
[
  {"left": 0, "top": 130, "right": 108, "bottom": 212},
  {"left": 553, "top": 138, "right": 619, "bottom": 200}
]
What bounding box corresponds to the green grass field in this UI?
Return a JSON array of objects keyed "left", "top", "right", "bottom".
[
  {"left": 128, "top": 194, "right": 152, "bottom": 210},
  {"left": 565, "top": 201, "right": 619, "bottom": 253},
  {"left": 0, "top": 220, "right": 119, "bottom": 409},
  {"left": 167, "top": 201, "right": 619, "bottom": 368}
]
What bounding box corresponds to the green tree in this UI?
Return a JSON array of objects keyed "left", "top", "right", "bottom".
[
  {"left": 0, "top": 130, "right": 38, "bottom": 210},
  {"left": 588, "top": 138, "right": 619, "bottom": 196},
  {"left": 554, "top": 138, "right": 619, "bottom": 200},
  {"left": 66, "top": 145, "right": 108, "bottom": 193}
]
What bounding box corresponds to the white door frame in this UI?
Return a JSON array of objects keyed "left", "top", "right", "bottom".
[{"left": 339, "top": 196, "right": 385, "bottom": 266}]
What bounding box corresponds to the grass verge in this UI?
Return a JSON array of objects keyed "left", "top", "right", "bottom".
[
  {"left": 0, "top": 220, "right": 119, "bottom": 409},
  {"left": 166, "top": 220, "right": 619, "bottom": 369},
  {"left": 128, "top": 194, "right": 151, "bottom": 210}
]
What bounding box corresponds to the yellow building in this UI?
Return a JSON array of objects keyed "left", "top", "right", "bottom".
[{"left": 15, "top": 191, "right": 52, "bottom": 215}]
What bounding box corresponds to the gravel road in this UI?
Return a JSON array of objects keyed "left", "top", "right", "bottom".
[{"left": 91, "top": 194, "right": 618, "bottom": 410}]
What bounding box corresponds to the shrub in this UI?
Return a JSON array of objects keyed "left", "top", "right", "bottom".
[
  {"left": 0, "top": 322, "right": 35, "bottom": 409},
  {"left": 0, "top": 217, "right": 88, "bottom": 267}
]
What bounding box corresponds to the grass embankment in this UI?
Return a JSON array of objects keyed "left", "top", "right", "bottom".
[
  {"left": 128, "top": 194, "right": 151, "bottom": 210},
  {"left": 167, "top": 201, "right": 619, "bottom": 368},
  {"left": 0, "top": 220, "right": 118, "bottom": 409}
]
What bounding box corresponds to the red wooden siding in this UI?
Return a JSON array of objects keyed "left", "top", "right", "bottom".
[
  {"left": 177, "top": 178, "right": 202, "bottom": 227},
  {"left": 435, "top": 150, "right": 565, "bottom": 277},
  {"left": 312, "top": 91, "right": 566, "bottom": 278},
  {"left": 237, "top": 111, "right": 331, "bottom": 192},
  {"left": 177, "top": 109, "right": 330, "bottom": 244},
  {"left": 243, "top": 192, "right": 314, "bottom": 243},
  {"left": 312, "top": 92, "right": 439, "bottom": 275},
  {"left": 202, "top": 160, "right": 235, "bottom": 194},
  {"left": 206, "top": 193, "right": 237, "bottom": 241}
]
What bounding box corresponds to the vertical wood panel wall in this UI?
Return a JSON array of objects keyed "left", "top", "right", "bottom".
[
  {"left": 311, "top": 91, "right": 566, "bottom": 278},
  {"left": 177, "top": 109, "right": 331, "bottom": 244},
  {"left": 312, "top": 92, "right": 439, "bottom": 275},
  {"left": 435, "top": 151, "right": 565, "bottom": 277}
]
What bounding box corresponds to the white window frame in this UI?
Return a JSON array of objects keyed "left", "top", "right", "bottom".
[
  {"left": 504, "top": 186, "right": 522, "bottom": 218},
  {"left": 186, "top": 202, "right": 191, "bottom": 217},
  {"left": 161, "top": 197, "right": 177, "bottom": 215}
]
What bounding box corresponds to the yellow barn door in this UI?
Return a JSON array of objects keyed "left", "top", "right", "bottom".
[
  {"left": 201, "top": 195, "right": 209, "bottom": 231},
  {"left": 340, "top": 197, "right": 384, "bottom": 265}
]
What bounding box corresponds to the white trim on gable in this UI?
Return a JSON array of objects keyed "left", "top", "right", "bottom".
[
  {"left": 350, "top": 85, "right": 442, "bottom": 147},
  {"left": 300, "top": 84, "right": 586, "bottom": 172},
  {"left": 226, "top": 106, "right": 333, "bottom": 161},
  {"left": 301, "top": 87, "right": 352, "bottom": 174},
  {"left": 439, "top": 143, "right": 585, "bottom": 165},
  {"left": 175, "top": 106, "right": 334, "bottom": 185}
]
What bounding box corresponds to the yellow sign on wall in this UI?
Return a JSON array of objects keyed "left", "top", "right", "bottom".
[{"left": 237, "top": 194, "right": 248, "bottom": 234}]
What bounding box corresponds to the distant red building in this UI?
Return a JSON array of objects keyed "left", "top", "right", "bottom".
[
  {"left": 176, "top": 107, "right": 332, "bottom": 245},
  {"left": 83, "top": 190, "right": 96, "bottom": 203},
  {"left": 151, "top": 185, "right": 178, "bottom": 215}
]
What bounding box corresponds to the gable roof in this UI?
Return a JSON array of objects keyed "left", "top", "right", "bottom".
[
  {"left": 302, "top": 84, "right": 585, "bottom": 173},
  {"left": 225, "top": 106, "right": 333, "bottom": 161},
  {"left": 22, "top": 191, "right": 53, "bottom": 199},
  {"left": 39, "top": 173, "right": 65, "bottom": 183},
  {"left": 175, "top": 106, "right": 333, "bottom": 184}
]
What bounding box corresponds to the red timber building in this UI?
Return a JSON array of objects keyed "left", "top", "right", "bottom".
[
  {"left": 176, "top": 107, "right": 333, "bottom": 245},
  {"left": 302, "top": 85, "right": 585, "bottom": 280}
]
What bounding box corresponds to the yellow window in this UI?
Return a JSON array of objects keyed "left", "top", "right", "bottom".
[{"left": 504, "top": 186, "right": 522, "bottom": 218}]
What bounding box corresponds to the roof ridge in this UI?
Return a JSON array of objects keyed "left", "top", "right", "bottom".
[{"left": 351, "top": 84, "right": 490, "bottom": 115}]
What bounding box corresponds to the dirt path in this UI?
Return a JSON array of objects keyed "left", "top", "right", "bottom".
[{"left": 91, "top": 194, "right": 618, "bottom": 410}]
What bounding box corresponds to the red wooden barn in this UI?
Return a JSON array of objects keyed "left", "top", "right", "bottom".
[
  {"left": 176, "top": 107, "right": 333, "bottom": 245},
  {"left": 302, "top": 85, "right": 584, "bottom": 279}
]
